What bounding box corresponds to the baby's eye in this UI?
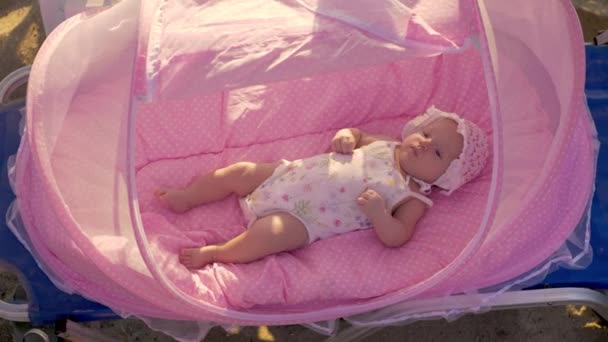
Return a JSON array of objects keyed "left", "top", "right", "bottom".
[
  {"left": 435, "top": 150, "right": 442, "bottom": 158},
  {"left": 422, "top": 131, "right": 429, "bottom": 138}
]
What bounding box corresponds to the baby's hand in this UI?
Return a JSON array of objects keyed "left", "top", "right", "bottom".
[
  {"left": 331, "top": 129, "right": 357, "bottom": 154},
  {"left": 357, "top": 189, "right": 387, "bottom": 220}
]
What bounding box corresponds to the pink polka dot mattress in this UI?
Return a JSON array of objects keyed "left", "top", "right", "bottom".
[{"left": 8, "top": 0, "right": 597, "bottom": 330}]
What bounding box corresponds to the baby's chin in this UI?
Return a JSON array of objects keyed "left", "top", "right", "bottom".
[
  {"left": 398, "top": 158, "right": 417, "bottom": 177},
  {"left": 399, "top": 148, "right": 416, "bottom": 164}
]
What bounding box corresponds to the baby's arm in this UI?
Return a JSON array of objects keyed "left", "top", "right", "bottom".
[
  {"left": 331, "top": 128, "right": 397, "bottom": 153},
  {"left": 357, "top": 189, "right": 427, "bottom": 247},
  {"left": 350, "top": 128, "right": 398, "bottom": 148}
]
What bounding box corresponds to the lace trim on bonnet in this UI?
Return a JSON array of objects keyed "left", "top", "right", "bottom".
[{"left": 401, "top": 106, "right": 489, "bottom": 195}]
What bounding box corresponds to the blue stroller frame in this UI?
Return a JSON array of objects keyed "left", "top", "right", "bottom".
[{"left": 1, "top": 45, "right": 608, "bottom": 339}]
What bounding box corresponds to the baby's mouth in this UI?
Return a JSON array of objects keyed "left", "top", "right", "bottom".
[{"left": 409, "top": 145, "right": 419, "bottom": 157}]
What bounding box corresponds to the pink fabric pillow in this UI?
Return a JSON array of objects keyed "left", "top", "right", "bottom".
[{"left": 135, "top": 50, "right": 492, "bottom": 309}]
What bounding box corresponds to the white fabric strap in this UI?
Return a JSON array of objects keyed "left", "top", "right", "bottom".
[
  {"left": 404, "top": 176, "right": 434, "bottom": 207},
  {"left": 408, "top": 192, "right": 434, "bottom": 207}
]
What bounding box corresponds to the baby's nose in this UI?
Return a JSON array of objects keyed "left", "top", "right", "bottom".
[{"left": 418, "top": 137, "right": 432, "bottom": 149}]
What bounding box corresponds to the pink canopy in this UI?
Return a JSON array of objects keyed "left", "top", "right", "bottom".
[{"left": 8, "top": 0, "right": 596, "bottom": 339}]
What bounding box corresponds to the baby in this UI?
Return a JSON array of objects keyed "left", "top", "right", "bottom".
[{"left": 155, "top": 106, "right": 489, "bottom": 269}]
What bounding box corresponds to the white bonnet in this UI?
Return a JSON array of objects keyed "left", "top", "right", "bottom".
[{"left": 401, "top": 106, "right": 489, "bottom": 195}]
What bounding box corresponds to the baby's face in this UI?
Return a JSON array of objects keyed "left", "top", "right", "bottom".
[{"left": 398, "top": 118, "right": 464, "bottom": 184}]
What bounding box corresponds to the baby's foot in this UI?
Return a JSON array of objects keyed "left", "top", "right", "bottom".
[
  {"left": 179, "top": 246, "right": 217, "bottom": 269},
  {"left": 155, "top": 188, "right": 192, "bottom": 213}
]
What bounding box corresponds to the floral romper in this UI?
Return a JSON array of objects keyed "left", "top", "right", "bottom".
[{"left": 239, "top": 141, "right": 433, "bottom": 243}]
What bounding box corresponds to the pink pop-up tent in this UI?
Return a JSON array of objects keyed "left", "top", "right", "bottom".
[{"left": 7, "top": 0, "right": 597, "bottom": 340}]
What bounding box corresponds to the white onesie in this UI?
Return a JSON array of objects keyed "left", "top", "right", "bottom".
[{"left": 239, "top": 141, "right": 433, "bottom": 243}]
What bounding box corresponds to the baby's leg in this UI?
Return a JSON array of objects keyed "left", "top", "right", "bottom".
[
  {"left": 179, "top": 212, "right": 309, "bottom": 268},
  {"left": 156, "top": 161, "right": 281, "bottom": 213}
]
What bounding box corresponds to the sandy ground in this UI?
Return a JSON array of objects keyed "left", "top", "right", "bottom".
[{"left": 2, "top": 1, "right": 608, "bottom": 341}]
